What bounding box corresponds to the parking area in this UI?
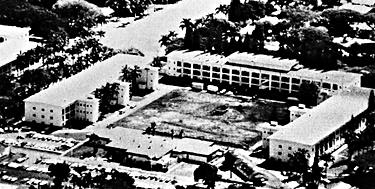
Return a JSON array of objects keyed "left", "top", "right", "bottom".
[{"left": 0, "top": 132, "right": 80, "bottom": 155}]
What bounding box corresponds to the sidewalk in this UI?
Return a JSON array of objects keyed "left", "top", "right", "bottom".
[{"left": 91, "top": 84, "right": 181, "bottom": 129}]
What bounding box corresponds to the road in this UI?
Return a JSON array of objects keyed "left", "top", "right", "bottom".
[{"left": 100, "top": 0, "right": 229, "bottom": 59}]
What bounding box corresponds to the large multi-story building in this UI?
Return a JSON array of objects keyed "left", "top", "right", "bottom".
[
  {"left": 165, "top": 50, "right": 362, "bottom": 95},
  {"left": 24, "top": 54, "right": 146, "bottom": 127},
  {"left": 0, "top": 25, "right": 38, "bottom": 74},
  {"left": 268, "top": 87, "right": 371, "bottom": 163}
]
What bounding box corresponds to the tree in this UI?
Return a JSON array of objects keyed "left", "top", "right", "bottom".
[
  {"left": 94, "top": 82, "right": 120, "bottom": 113},
  {"left": 0, "top": 73, "right": 14, "bottom": 97},
  {"left": 180, "top": 18, "right": 194, "bottom": 49},
  {"left": 321, "top": 9, "right": 363, "bottom": 37},
  {"left": 228, "top": 0, "right": 241, "bottom": 22},
  {"left": 343, "top": 129, "right": 360, "bottom": 161},
  {"left": 319, "top": 153, "right": 334, "bottom": 176},
  {"left": 215, "top": 4, "right": 229, "bottom": 15},
  {"left": 194, "top": 163, "right": 218, "bottom": 189},
  {"left": 48, "top": 162, "right": 71, "bottom": 189},
  {"left": 289, "top": 149, "right": 310, "bottom": 174},
  {"left": 369, "top": 90, "right": 375, "bottom": 111},
  {"left": 299, "top": 81, "right": 319, "bottom": 107},
  {"left": 53, "top": 0, "right": 105, "bottom": 38}
]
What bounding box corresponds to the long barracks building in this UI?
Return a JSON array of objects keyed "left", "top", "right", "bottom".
[{"left": 165, "top": 50, "right": 362, "bottom": 95}]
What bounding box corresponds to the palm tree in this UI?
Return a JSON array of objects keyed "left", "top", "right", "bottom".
[
  {"left": 159, "top": 34, "right": 172, "bottom": 47},
  {"left": 0, "top": 73, "right": 15, "bottom": 97},
  {"left": 215, "top": 4, "right": 229, "bottom": 15},
  {"left": 180, "top": 18, "right": 194, "bottom": 49},
  {"left": 119, "top": 65, "right": 132, "bottom": 82}
]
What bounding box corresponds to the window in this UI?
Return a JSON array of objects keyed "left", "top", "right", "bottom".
[
  {"left": 222, "top": 74, "right": 229, "bottom": 80},
  {"left": 212, "top": 73, "right": 220, "bottom": 79},
  {"left": 193, "top": 64, "right": 201, "bottom": 69},
  {"left": 281, "top": 83, "right": 289, "bottom": 89},
  {"left": 183, "top": 63, "right": 191, "bottom": 68},
  {"left": 232, "top": 69, "right": 239, "bottom": 75},
  {"left": 272, "top": 75, "right": 280, "bottom": 81},
  {"left": 241, "top": 71, "right": 249, "bottom": 76},
  {"left": 232, "top": 76, "right": 240, "bottom": 81},
  {"left": 183, "top": 69, "right": 191, "bottom": 74},
  {"left": 288, "top": 147, "right": 292, "bottom": 150},
  {"left": 252, "top": 73, "right": 259, "bottom": 78},
  {"left": 261, "top": 74, "right": 269, "bottom": 79},
  {"left": 281, "top": 77, "right": 290, "bottom": 82},
  {"left": 292, "top": 78, "right": 300, "bottom": 84},
  {"left": 50, "top": 110, "right": 53, "bottom": 113},
  {"left": 322, "top": 82, "right": 331, "bottom": 89},
  {"left": 278, "top": 145, "right": 282, "bottom": 148},
  {"left": 271, "top": 82, "right": 279, "bottom": 88},
  {"left": 50, "top": 116, "right": 53, "bottom": 120},
  {"left": 193, "top": 70, "right": 201, "bottom": 76},
  {"left": 333, "top": 84, "right": 338, "bottom": 90},
  {"left": 177, "top": 61, "right": 182, "bottom": 67},
  {"left": 278, "top": 152, "right": 282, "bottom": 155},
  {"left": 252, "top": 79, "right": 259, "bottom": 85},
  {"left": 203, "top": 72, "right": 210, "bottom": 77},
  {"left": 41, "top": 115, "right": 45, "bottom": 119},
  {"left": 203, "top": 65, "right": 210, "bottom": 71},
  {"left": 32, "top": 107, "right": 36, "bottom": 110},
  {"left": 32, "top": 114, "right": 36, "bottom": 117},
  {"left": 41, "top": 108, "right": 45, "bottom": 112},
  {"left": 241, "top": 77, "right": 249, "bottom": 83},
  {"left": 222, "top": 68, "right": 230, "bottom": 73},
  {"left": 212, "top": 67, "right": 220, "bottom": 72}
]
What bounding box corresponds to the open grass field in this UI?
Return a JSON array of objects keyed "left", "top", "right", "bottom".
[{"left": 114, "top": 89, "right": 289, "bottom": 148}]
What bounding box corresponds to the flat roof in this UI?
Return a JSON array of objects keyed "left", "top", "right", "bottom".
[
  {"left": 338, "top": 3, "right": 373, "bottom": 14},
  {"left": 226, "top": 52, "right": 298, "bottom": 72},
  {"left": 87, "top": 127, "right": 220, "bottom": 159},
  {"left": 288, "top": 69, "right": 362, "bottom": 84},
  {"left": 24, "top": 54, "right": 147, "bottom": 107},
  {"left": 269, "top": 87, "right": 372, "bottom": 146},
  {"left": 167, "top": 50, "right": 227, "bottom": 65},
  {"left": 0, "top": 39, "right": 38, "bottom": 68},
  {"left": 0, "top": 25, "right": 30, "bottom": 38}
]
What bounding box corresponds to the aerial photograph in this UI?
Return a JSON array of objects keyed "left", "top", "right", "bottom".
[{"left": 0, "top": 0, "right": 375, "bottom": 188}]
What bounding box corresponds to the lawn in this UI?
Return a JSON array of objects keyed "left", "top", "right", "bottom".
[{"left": 114, "top": 89, "right": 289, "bottom": 148}]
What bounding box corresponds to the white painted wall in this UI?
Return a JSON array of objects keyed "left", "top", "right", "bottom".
[
  {"left": 24, "top": 101, "right": 65, "bottom": 126},
  {"left": 74, "top": 95, "right": 99, "bottom": 123}
]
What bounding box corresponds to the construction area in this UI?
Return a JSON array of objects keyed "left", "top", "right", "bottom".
[{"left": 114, "top": 89, "right": 289, "bottom": 148}]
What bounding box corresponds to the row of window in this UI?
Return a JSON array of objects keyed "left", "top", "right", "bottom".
[
  {"left": 177, "top": 62, "right": 341, "bottom": 90},
  {"left": 180, "top": 68, "right": 339, "bottom": 90},
  {"left": 78, "top": 104, "right": 93, "bottom": 108},
  {"left": 76, "top": 110, "right": 93, "bottom": 114},
  {"left": 32, "top": 114, "right": 54, "bottom": 120},
  {"left": 32, "top": 107, "right": 53, "bottom": 113}
]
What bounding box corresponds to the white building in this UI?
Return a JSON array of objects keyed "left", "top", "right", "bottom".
[
  {"left": 268, "top": 87, "right": 371, "bottom": 163},
  {"left": 137, "top": 66, "right": 159, "bottom": 90},
  {"left": 24, "top": 54, "right": 147, "bottom": 127},
  {"left": 289, "top": 104, "right": 310, "bottom": 122},
  {"left": 74, "top": 94, "right": 100, "bottom": 123},
  {"left": 114, "top": 81, "right": 130, "bottom": 106},
  {"left": 165, "top": 50, "right": 362, "bottom": 95},
  {"left": 259, "top": 122, "right": 284, "bottom": 148},
  {"left": 0, "top": 25, "right": 37, "bottom": 74}
]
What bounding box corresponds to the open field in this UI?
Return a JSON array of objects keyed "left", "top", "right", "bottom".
[{"left": 114, "top": 89, "right": 289, "bottom": 148}]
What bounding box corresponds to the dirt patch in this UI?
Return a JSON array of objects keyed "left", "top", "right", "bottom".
[{"left": 114, "top": 89, "right": 289, "bottom": 148}]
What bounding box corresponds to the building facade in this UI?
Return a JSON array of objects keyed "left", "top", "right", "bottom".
[
  {"left": 165, "top": 50, "right": 362, "bottom": 95},
  {"left": 268, "top": 87, "right": 371, "bottom": 163},
  {"left": 137, "top": 66, "right": 159, "bottom": 90}
]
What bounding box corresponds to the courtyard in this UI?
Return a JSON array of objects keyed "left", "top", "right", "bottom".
[{"left": 113, "top": 89, "right": 289, "bottom": 148}]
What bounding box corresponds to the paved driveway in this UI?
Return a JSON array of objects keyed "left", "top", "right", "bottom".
[{"left": 100, "top": 0, "right": 229, "bottom": 59}]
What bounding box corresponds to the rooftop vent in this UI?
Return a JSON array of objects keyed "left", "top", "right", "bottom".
[{"left": 298, "top": 104, "right": 306, "bottom": 109}]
